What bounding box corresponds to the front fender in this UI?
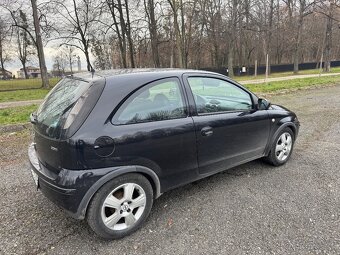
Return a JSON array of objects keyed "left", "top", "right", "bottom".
[{"left": 264, "top": 118, "right": 299, "bottom": 156}]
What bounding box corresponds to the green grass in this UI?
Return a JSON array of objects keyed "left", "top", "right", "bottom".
[
  {"left": 0, "top": 89, "right": 50, "bottom": 103},
  {"left": 0, "top": 78, "right": 60, "bottom": 91},
  {"left": 234, "top": 67, "right": 340, "bottom": 82},
  {"left": 243, "top": 74, "right": 340, "bottom": 93},
  {"left": 0, "top": 104, "right": 38, "bottom": 125}
]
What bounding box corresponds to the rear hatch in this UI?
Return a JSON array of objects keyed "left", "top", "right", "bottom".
[{"left": 32, "top": 77, "right": 92, "bottom": 173}]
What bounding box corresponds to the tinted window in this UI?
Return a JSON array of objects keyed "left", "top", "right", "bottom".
[
  {"left": 113, "top": 78, "right": 186, "bottom": 125},
  {"left": 36, "top": 78, "right": 91, "bottom": 138},
  {"left": 187, "top": 77, "right": 253, "bottom": 114}
]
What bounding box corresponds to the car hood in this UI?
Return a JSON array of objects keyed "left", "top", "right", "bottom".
[
  {"left": 270, "top": 104, "right": 290, "bottom": 111},
  {"left": 270, "top": 104, "right": 298, "bottom": 120}
]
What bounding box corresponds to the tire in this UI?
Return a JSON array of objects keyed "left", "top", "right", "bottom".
[
  {"left": 86, "top": 173, "right": 153, "bottom": 239},
  {"left": 264, "top": 127, "right": 295, "bottom": 166}
]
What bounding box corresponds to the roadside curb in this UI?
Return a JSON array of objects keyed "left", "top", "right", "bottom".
[{"left": 0, "top": 123, "right": 31, "bottom": 134}]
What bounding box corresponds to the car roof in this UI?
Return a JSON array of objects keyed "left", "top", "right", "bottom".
[{"left": 70, "top": 68, "right": 223, "bottom": 81}]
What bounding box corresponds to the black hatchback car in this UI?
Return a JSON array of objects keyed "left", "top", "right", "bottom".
[{"left": 28, "top": 69, "right": 299, "bottom": 239}]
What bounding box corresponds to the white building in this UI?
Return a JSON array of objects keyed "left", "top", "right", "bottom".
[{"left": 17, "top": 66, "right": 41, "bottom": 79}]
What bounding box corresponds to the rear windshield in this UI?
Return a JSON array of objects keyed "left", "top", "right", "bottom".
[{"left": 36, "top": 77, "right": 91, "bottom": 138}]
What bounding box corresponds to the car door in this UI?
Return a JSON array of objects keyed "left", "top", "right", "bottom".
[
  {"left": 183, "top": 74, "right": 270, "bottom": 175},
  {"left": 110, "top": 77, "right": 198, "bottom": 192}
]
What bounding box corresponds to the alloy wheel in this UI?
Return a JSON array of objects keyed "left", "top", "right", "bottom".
[
  {"left": 101, "top": 183, "right": 146, "bottom": 231},
  {"left": 275, "top": 132, "right": 293, "bottom": 161}
]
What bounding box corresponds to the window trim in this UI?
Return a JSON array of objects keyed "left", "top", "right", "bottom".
[
  {"left": 111, "top": 77, "right": 189, "bottom": 126},
  {"left": 184, "top": 75, "right": 255, "bottom": 116}
]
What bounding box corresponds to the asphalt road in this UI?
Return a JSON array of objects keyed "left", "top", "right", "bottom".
[{"left": 1, "top": 85, "right": 340, "bottom": 255}]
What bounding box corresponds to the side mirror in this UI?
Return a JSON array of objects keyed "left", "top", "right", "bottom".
[{"left": 257, "top": 98, "right": 271, "bottom": 110}]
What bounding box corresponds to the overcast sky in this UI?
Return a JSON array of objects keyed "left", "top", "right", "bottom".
[{"left": 6, "top": 46, "right": 92, "bottom": 75}]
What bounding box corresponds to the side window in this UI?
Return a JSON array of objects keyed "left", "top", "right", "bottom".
[
  {"left": 113, "top": 78, "right": 186, "bottom": 125},
  {"left": 187, "top": 77, "right": 253, "bottom": 114}
]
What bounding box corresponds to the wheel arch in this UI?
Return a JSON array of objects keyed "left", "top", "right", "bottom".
[
  {"left": 265, "top": 121, "right": 298, "bottom": 156},
  {"left": 73, "top": 165, "right": 161, "bottom": 220}
]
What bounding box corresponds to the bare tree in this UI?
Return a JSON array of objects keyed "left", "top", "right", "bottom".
[
  {"left": 323, "top": 0, "right": 335, "bottom": 72},
  {"left": 31, "top": 0, "right": 49, "bottom": 87},
  {"left": 49, "top": 0, "right": 102, "bottom": 71},
  {"left": 0, "top": 17, "right": 11, "bottom": 78},
  {"left": 292, "top": 0, "right": 314, "bottom": 74},
  {"left": 2, "top": 0, "right": 340, "bottom": 77},
  {"left": 167, "top": 0, "right": 185, "bottom": 68},
  {"left": 144, "top": 0, "right": 160, "bottom": 67},
  {"left": 105, "top": 0, "right": 135, "bottom": 68},
  {"left": 92, "top": 36, "right": 113, "bottom": 69},
  {"left": 15, "top": 10, "right": 34, "bottom": 79},
  {"left": 227, "top": 0, "right": 238, "bottom": 77},
  {"left": 52, "top": 51, "right": 68, "bottom": 76},
  {"left": 1, "top": 1, "right": 49, "bottom": 86}
]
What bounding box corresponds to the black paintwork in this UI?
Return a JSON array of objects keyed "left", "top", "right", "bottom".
[{"left": 28, "top": 69, "right": 300, "bottom": 219}]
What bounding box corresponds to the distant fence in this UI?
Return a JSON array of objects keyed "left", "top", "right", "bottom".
[
  {"left": 0, "top": 77, "right": 61, "bottom": 92},
  {"left": 202, "top": 60, "right": 340, "bottom": 76}
]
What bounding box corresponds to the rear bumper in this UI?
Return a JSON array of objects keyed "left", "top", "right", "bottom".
[
  {"left": 28, "top": 143, "right": 97, "bottom": 219},
  {"left": 28, "top": 143, "right": 162, "bottom": 220}
]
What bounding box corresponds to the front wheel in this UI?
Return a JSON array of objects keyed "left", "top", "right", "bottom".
[
  {"left": 86, "top": 173, "right": 153, "bottom": 239},
  {"left": 264, "top": 127, "right": 295, "bottom": 166}
]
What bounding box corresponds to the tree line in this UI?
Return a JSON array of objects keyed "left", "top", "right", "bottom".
[{"left": 0, "top": 0, "right": 340, "bottom": 88}]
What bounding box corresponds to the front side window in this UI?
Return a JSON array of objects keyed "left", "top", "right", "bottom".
[
  {"left": 187, "top": 77, "right": 253, "bottom": 114},
  {"left": 113, "top": 78, "right": 186, "bottom": 125}
]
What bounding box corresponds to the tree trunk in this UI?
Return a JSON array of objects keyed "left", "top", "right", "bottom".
[
  {"left": 117, "top": 0, "right": 128, "bottom": 67},
  {"left": 31, "top": 0, "right": 49, "bottom": 87},
  {"left": 228, "top": 0, "right": 238, "bottom": 77},
  {"left": 83, "top": 44, "right": 92, "bottom": 71},
  {"left": 170, "top": 0, "right": 183, "bottom": 68},
  {"left": 324, "top": 1, "right": 334, "bottom": 72},
  {"left": 106, "top": 0, "right": 127, "bottom": 67},
  {"left": 0, "top": 37, "right": 6, "bottom": 78},
  {"left": 293, "top": 8, "right": 304, "bottom": 74},
  {"left": 145, "top": 0, "right": 160, "bottom": 67},
  {"left": 293, "top": 0, "right": 309, "bottom": 74},
  {"left": 228, "top": 46, "right": 234, "bottom": 77},
  {"left": 179, "top": 0, "right": 187, "bottom": 68},
  {"left": 265, "top": 0, "right": 274, "bottom": 75},
  {"left": 21, "top": 62, "right": 28, "bottom": 79},
  {"left": 124, "top": 0, "right": 135, "bottom": 68}
]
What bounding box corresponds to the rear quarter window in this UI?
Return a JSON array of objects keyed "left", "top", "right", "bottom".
[{"left": 112, "top": 78, "right": 187, "bottom": 125}]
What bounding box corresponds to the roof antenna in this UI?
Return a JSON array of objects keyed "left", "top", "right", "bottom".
[{"left": 90, "top": 66, "right": 95, "bottom": 78}]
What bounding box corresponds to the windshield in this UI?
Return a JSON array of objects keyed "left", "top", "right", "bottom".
[{"left": 36, "top": 77, "right": 91, "bottom": 138}]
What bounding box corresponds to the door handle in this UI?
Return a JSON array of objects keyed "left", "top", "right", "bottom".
[{"left": 201, "top": 126, "right": 213, "bottom": 137}]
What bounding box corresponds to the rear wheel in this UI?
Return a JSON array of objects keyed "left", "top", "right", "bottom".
[
  {"left": 86, "top": 173, "right": 153, "bottom": 239},
  {"left": 264, "top": 127, "right": 295, "bottom": 166}
]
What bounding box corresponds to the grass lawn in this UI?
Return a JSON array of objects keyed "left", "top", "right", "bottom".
[
  {"left": 234, "top": 66, "right": 340, "bottom": 81},
  {"left": 243, "top": 74, "right": 340, "bottom": 93},
  {"left": 0, "top": 77, "right": 60, "bottom": 91},
  {"left": 0, "top": 104, "right": 38, "bottom": 125},
  {"left": 0, "top": 89, "right": 50, "bottom": 103}
]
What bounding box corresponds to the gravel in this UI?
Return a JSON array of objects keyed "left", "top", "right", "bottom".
[{"left": 1, "top": 85, "right": 340, "bottom": 255}]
